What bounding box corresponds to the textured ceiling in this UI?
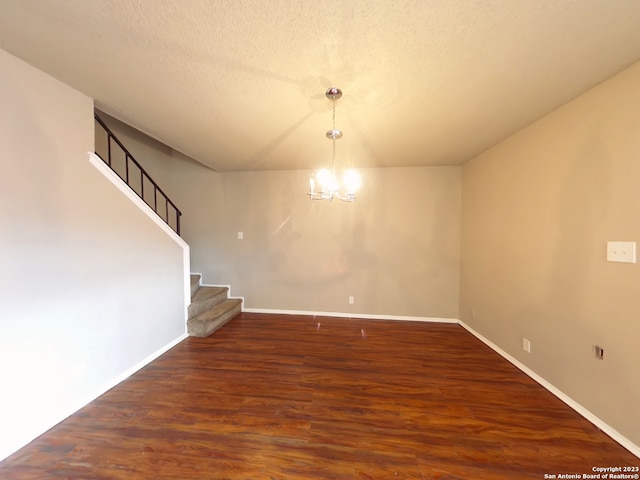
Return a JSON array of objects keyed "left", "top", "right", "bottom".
[{"left": 2, "top": 1, "right": 640, "bottom": 172}]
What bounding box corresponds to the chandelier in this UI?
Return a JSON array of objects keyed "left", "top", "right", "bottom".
[{"left": 308, "top": 87, "right": 361, "bottom": 202}]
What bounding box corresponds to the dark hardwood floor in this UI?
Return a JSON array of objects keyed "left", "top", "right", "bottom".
[{"left": 1, "top": 313, "right": 637, "bottom": 479}]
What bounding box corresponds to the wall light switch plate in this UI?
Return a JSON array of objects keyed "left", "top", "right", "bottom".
[{"left": 606, "top": 241, "right": 636, "bottom": 263}]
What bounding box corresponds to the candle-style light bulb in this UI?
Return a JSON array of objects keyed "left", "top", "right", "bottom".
[
  {"left": 316, "top": 168, "right": 331, "bottom": 192},
  {"left": 343, "top": 169, "right": 361, "bottom": 194}
]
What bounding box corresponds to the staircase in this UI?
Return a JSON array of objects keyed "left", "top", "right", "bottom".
[
  {"left": 94, "top": 116, "right": 239, "bottom": 335},
  {"left": 188, "top": 274, "right": 242, "bottom": 337}
]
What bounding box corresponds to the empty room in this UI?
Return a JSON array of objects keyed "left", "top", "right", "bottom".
[{"left": 0, "top": 1, "right": 638, "bottom": 478}]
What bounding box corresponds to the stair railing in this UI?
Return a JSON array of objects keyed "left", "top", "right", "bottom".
[{"left": 94, "top": 114, "right": 182, "bottom": 235}]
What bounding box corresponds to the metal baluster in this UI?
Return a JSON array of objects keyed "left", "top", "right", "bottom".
[{"left": 107, "top": 135, "right": 112, "bottom": 167}]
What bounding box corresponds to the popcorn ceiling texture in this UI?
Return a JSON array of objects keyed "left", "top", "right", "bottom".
[{"left": 1, "top": 0, "right": 640, "bottom": 171}]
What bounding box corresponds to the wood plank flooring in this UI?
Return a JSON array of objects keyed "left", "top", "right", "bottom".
[{"left": 1, "top": 313, "right": 637, "bottom": 479}]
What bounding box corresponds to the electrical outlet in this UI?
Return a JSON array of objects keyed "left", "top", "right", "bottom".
[
  {"left": 522, "top": 337, "right": 531, "bottom": 353},
  {"left": 348, "top": 296, "right": 354, "bottom": 304},
  {"left": 606, "top": 241, "right": 636, "bottom": 263},
  {"left": 237, "top": 231, "right": 244, "bottom": 240}
]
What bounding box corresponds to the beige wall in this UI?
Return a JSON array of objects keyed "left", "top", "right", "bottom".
[
  {"left": 171, "top": 158, "right": 461, "bottom": 319},
  {"left": 0, "top": 49, "right": 187, "bottom": 460},
  {"left": 460, "top": 62, "right": 640, "bottom": 446}
]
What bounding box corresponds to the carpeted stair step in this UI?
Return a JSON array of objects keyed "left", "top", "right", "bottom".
[
  {"left": 187, "top": 298, "right": 242, "bottom": 337},
  {"left": 189, "top": 286, "right": 229, "bottom": 318}
]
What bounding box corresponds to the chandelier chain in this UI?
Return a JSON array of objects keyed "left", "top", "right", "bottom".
[{"left": 331, "top": 98, "right": 337, "bottom": 176}]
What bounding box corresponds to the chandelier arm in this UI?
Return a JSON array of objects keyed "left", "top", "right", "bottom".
[{"left": 334, "top": 192, "right": 356, "bottom": 202}]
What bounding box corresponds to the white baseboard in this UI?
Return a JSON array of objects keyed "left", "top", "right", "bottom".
[
  {"left": 458, "top": 320, "right": 640, "bottom": 459},
  {"left": 0, "top": 333, "right": 188, "bottom": 463},
  {"left": 241, "top": 307, "right": 457, "bottom": 324},
  {"left": 187, "top": 282, "right": 454, "bottom": 324},
  {"left": 86, "top": 332, "right": 188, "bottom": 406}
]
